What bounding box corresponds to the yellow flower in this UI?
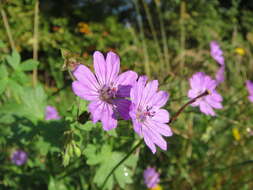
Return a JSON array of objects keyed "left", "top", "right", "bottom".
[
  {"left": 232, "top": 128, "right": 241, "bottom": 141},
  {"left": 77, "top": 22, "right": 90, "bottom": 34},
  {"left": 149, "top": 184, "right": 163, "bottom": 190},
  {"left": 235, "top": 48, "right": 245, "bottom": 56}
]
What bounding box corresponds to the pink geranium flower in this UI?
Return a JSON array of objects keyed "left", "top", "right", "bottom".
[
  {"left": 72, "top": 51, "right": 137, "bottom": 131},
  {"left": 215, "top": 66, "right": 225, "bottom": 85},
  {"left": 11, "top": 150, "right": 28, "bottom": 166},
  {"left": 129, "top": 76, "right": 173, "bottom": 154},
  {"left": 143, "top": 167, "right": 160, "bottom": 188},
  {"left": 188, "top": 72, "right": 223, "bottom": 116},
  {"left": 210, "top": 41, "right": 224, "bottom": 66},
  {"left": 246, "top": 80, "right": 253, "bottom": 103},
  {"left": 45, "top": 106, "right": 61, "bottom": 120}
]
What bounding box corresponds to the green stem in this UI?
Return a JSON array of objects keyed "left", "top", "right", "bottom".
[{"left": 100, "top": 139, "right": 143, "bottom": 189}]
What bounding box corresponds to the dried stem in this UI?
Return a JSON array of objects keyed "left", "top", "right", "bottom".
[
  {"left": 1, "top": 8, "right": 16, "bottom": 51},
  {"left": 133, "top": 0, "right": 150, "bottom": 77},
  {"left": 169, "top": 90, "right": 209, "bottom": 124},
  {"left": 179, "top": 1, "right": 186, "bottom": 72},
  {"left": 155, "top": 0, "right": 170, "bottom": 70},
  {"left": 32, "top": 0, "right": 39, "bottom": 86}
]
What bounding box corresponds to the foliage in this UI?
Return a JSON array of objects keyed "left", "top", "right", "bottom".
[{"left": 0, "top": 0, "right": 253, "bottom": 190}]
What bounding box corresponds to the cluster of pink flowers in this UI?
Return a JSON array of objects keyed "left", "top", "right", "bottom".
[
  {"left": 188, "top": 72, "right": 223, "bottom": 116},
  {"left": 11, "top": 150, "right": 28, "bottom": 166},
  {"left": 72, "top": 51, "right": 172, "bottom": 153},
  {"left": 45, "top": 106, "right": 61, "bottom": 121},
  {"left": 246, "top": 80, "right": 253, "bottom": 103},
  {"left": 143, "top": 167, "right": 160, "bottom": 188},
  {"left": 210, "top": 41, "right": 225, "bottom": 85},
  {"left": 71, "top": 48, "right": 251, "bottom": 153}
]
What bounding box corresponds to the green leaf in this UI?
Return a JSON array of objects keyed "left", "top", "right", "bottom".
[
  {"left": 0, "top": 40, "right": 6, "bottom": 48},
  {"left": 0, "top": 79, "right": 8, "bottom": 95},
  {"left": 6, "top": 51, "right": 21, "bottom": 70},
  {"left": 84, "top": 144, "right": 138, "bottom": 190},
  {"left": 20, "top": 59, "right": 39, "bottom": 71},
  {"left": 0, "top": 64, "right": 8, "bottom": 79},
  {"left": 8, "top": 79, "right": 24, "bottom": 98},
  {"left": 84, "top": 144, "right": 103, "bottom": 165},
  {"left": 48, "top": 177, "right": 68, "bottom": 190},
  {"left": 12, "top": 71, "right": 29, "bottom": 84},
  {"left": 19, "top": 85, "right": 47, "bottom": 122}
]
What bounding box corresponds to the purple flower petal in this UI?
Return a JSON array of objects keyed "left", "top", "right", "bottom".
[
  {"left": 132, "top": 117, "right": 142, "bottom": 137},
  {"left": 143, "top": 130, "right": 156, "bottom": 154},
  {"left": 113, "top": 99, "right": 131, "bottom": 120},
  {"left": 140, "top": 80, "right": 158, "bottom": 107},
  {"left": 129, "top": 76, "right": 172, "bottom": 153},
  {"left": 93, "top": 51, "right": 107, "bottom": 85},
  {"left": 88, "top": 100, "right": 105, "bottom": 123},
  {"left": 143, "top": 167, "right": 160, "bottom": 188},
  {"left": 151, "top": 91, "right": 169, "bottom": 108},
  {"left": 246, "top": 80, "right": 253, "bottom": 103},
  {"left": 210, "top": 41, "right": 224, "bottom": 66},
  {"left": 101, "top": 103, "right": 118, "bottom": 131},
  {"left": 144, "top": 125, "right": 167, "bottom": 150},
  {"left": 188, "top": 72, "right": 223, "bottom": 116},
  {"left": 72, "top": 81, "right": 99, "bottom": 101},
  {"left": 115, "top": 71, "right": 138, "bottom": 97},
  {"left": 200, "top": 101, "right": 216, "bottom": 116},
  {"left": 45, "top": 106, "right": 61, "bottom": 120},
  {"left": 73, "top": 65, "right": 100, "bottom": 90},
  {"left": 72, "top": 51, "right": 137, "bottom": 131},
  {"left": 215, "top": 66, "right": 225, "bottom": 85},
  {"left": 147, "top": 119, "right": 173, "bottom": 137},
  {"left": 105, "top": 51, "right": 120, "bottom": 84},
  {"left": 151, "top": 109, "right": 170, "bottom": 123},
  {"left": 11, "top": 150, "right": 27, "bottom": 166}
]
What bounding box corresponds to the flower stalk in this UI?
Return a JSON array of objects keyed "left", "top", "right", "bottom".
[
  {"left": 169, "top": 90, "right": 209, "bottom": 124},
  {"left": 101, "top": 90, "right": 209, "bottom": 189}
]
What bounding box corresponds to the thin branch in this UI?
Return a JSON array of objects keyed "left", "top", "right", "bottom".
[
  {"left": 32, "top": 0, "right": 39, "bottom": 86},
  {"left": 1, "top": 8, "right": 16, "bottom": 51}
]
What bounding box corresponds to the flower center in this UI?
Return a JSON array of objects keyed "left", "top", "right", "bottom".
[
  {"left": 99, "top": 85, "right": 117, "bottom": 103},
  {"left": 136, "top": 106, "right": 155, "bottom": 122}
]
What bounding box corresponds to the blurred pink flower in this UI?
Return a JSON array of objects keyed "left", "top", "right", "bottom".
[
  {"left": 210, "top": 41, "right": 224, "bottom": 66},
  {"left": 129, "top": 76, "right": 173, "bottom": 154},
  {"left": 188, "top": 72, "right": 223, "bottom": 116},
  {"left": 215, "top": 66, "right": 225, "bottom": 85},
  {"left": 11, "top": 150, "right": 27, "bottom": 166},
  {"left": 45, "top": 106, "right": 61, "bottom": 120},
  {"left": 72, "top": 51, "right": 137, "bottom": 130},
  {"left": 246, "top": 80, "right": 253, "bottom": 103},
  {"left": 143, "top": 167, "right": 160, "bottom": 188}
]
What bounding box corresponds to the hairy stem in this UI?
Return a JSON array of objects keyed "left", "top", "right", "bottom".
[
  {"left": 1, "top": 8, "right": 16, "bottom": 51},
  {"left": 169, "top": 90, "right": 209, "bottom": 124}
]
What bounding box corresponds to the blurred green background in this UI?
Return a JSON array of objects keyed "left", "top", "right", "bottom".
[{"left": 0, "top": 0, "right": 253, "bottom": 189}]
